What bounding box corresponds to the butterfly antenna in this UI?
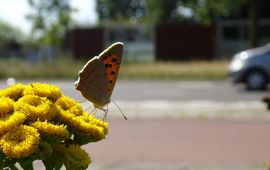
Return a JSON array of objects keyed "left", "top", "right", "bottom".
[
  {"left": 111, "top": 99, "right": 127, "bottom": 120},
  {"left": 95, "top": 105, "right": 108, "bottom": 121}
]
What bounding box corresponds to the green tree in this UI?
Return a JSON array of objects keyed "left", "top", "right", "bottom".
[
  {"left": 96, "top": 0, "right": 248, "bottom": 25},
  {"left": 184, "top": 0, "right": 247, "bottom": 24},
  {"left": 27, "top": 0, "right": 73, "bottom": 47},
  {"left": 145, "top": 0, "right": 180, "bottom": 24},
  {"left": 96, "top": 0, "right": 146, "bottom": 24},
  {"left": 96, "top": 0, "right": 182, "bottom": 24},
  {"left": 0, "top": 20, "right": 25, "bottom": 48},
  {"left": 248, "top": 0, "right": 262, "bottom": 47}
]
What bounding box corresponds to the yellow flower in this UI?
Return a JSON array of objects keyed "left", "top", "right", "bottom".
[
  {"left": 0, "top": 83, "right": 25, "bottom": 101},
  {"left": 83, "top": 113, "right": 109, "bottom": 135},
  {"left": 0, "top": 125, "right": 40, "bottom": 159},
  {"left": 56, "top": 96, "right": 83, "bottom": 116},
  {"left": 14, "top": 95, "right": 58, "bottom": 122},
  {"left": 24, "top": 82, "right": 62, "bottom": 101},
  {"left": 31, "top": 120, "right": 69, "bottom": 140},
  {"left": 0, "top": 97, "right": 14, "bottom": 117},
  {"left": 57, "top": 144, "right": 91, "bottom": 170},
  {"left": 55, "top": 96, "right": 83, "bottom": 123},
  {"left": 0, "top": 112, "right": 26, "bottom": 135},
  {"left": 0, "top": 82, "right": 108, "bottom": 167},
  {"left": 263, "top": 162, "right": 270, "bottom": 170},
  {"left": 69, "top": 113, "right": 108, "bottom": 141}
]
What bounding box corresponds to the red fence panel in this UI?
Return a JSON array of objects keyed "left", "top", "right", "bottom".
[
  {"left": 69, "top": 28, "right": 104, "bottom": 59},
  {"left": 156, "top": 23, "right": 215, "bottom": 61}
]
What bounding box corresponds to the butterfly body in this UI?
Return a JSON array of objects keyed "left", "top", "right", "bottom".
[{"left": 75, "top": 42, "right": 123, "bottom": 109}]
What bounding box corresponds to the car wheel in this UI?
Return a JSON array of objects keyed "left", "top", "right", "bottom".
[{"left": 245, "top": 69, "right": 268, "bottom": 90}]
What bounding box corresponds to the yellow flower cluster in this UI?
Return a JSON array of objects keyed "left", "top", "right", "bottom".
[
  {"left": 0, "top": 125, "right": 39, "bottom": 159},
  {"left": 55, "top": 96, "right": 109, "bottom": 141},
  {"left": 0, "top": 82, "right": 108, "bottom": 169}
]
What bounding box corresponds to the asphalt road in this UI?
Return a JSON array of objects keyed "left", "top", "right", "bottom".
[
  {"left": 2, "top": 79, "right": 267, "bottom": 102},
  {"left": 112, "top": 80, "right": 268, "bottom": 102},
  {"left": 2, "top": 80, "right": 269, "bottom": 119},
  {"left": 65, "top": 80, "right": 267, "bottom": 102}
]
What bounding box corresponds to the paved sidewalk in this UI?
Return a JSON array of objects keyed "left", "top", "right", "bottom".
[
  {"left": 84, "top": 118, "right": 270, "bottom": 170},
  {"left": 105, "top": 100, "right": 270, "bottom": 119},
  {"left": 33, "top": 161, "right": 260, "bottom": 170},
  {"left": 89, "top": 162, "right": 259, "bottom": 170}
]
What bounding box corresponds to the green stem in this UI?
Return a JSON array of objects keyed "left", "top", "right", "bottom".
[
  {"left": 18, "top": 161, "right": 34, "bottom": 170},
  {"left": 9, "top": 164, "right": 20, "bottom": 170}
]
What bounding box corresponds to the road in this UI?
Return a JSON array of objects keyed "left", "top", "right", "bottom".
[
  {"left": 113, "top": 80, "right": 268, "bottom": 102},
  {"left": 3, "top": 79, "right": 267, "bottom": 119},
  {"left": 0, "top": 79, "right": 267, "bottom": 102}
]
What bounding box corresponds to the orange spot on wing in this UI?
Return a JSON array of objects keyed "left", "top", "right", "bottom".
[{"left": 102, "top": 54, "right": 121, "bottom": 92}]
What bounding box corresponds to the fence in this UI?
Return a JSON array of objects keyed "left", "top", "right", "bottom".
[{"left": 69, "top": 19, "right": 270, "bottom": 61}]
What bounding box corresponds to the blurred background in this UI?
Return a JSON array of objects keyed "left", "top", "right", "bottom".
[
  {"left": 0, "top": 0, "right": 270, "bottom": 170},
  {"left": 0, "top": 0, "right": 269, "bottom": 81},
  {"left": 1, "top": 0, "right": 270, "bottom": 63},
  {"left": 0, "top": 0, "right": 269, "bottom": 78}
]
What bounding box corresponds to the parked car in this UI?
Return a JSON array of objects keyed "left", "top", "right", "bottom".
[{"left": 229, "top": 43, "right": 270, "bottom": 90}]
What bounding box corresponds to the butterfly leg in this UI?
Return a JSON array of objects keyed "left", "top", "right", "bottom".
[
  {"left": 103, "top": 110, "right": 108, "bottom": 121},
  {"left": 99, "top": 106, "right": 108, "bottom": 121},
  {"left": 90, "top": 108, "right": 106, "bottom": 120},
  {"left": 90, "top": 108, "right": 98, "bottom": 117},
  {"left": 85, "top": 105, "right": 93, "bottom": 112}
]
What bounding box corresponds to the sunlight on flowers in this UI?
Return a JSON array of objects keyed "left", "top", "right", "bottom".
[{"left": 0, "top": 82, "right": 108, "bottom": 170}]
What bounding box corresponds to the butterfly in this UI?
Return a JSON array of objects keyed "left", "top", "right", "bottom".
[{"left": 75, "top": 42, "right": 126, "bottom": 119}]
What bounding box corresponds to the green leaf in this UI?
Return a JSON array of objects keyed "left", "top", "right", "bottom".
[
  {"left": 34, "top": 141, "right": 53, "bottom": 160},
  {"left": 73, "top": 134, "right": 92, "bottom": 146},
  {"left": 18, "top": 160, "right": 34, "bottom": 170},
  {"left": 42, "top": 150, "right": 64, "bottom": 170},
  {"left": 0, "top": 153, "right": 17, "bottom": 170}
]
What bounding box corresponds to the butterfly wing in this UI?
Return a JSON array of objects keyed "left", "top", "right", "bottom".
[
  {"left": 75, "top": 56, "right": 109, "bottom": 107},
  {"left": 75, "top": 42, "right": 123, "bottom": 108},
  {"left": 98, "top": 42, "right": 123, "bottom": 99}
]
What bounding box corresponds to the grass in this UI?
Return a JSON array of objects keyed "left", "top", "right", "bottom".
[
  {"left": 0, "top": 57, "right": 83, "bottom": 79},
  {"left": 119, "top": 60, "right": 229, "bottom": 80},
  {"left": 0, "top": 57, "right": 229, "bottom": 80}
]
